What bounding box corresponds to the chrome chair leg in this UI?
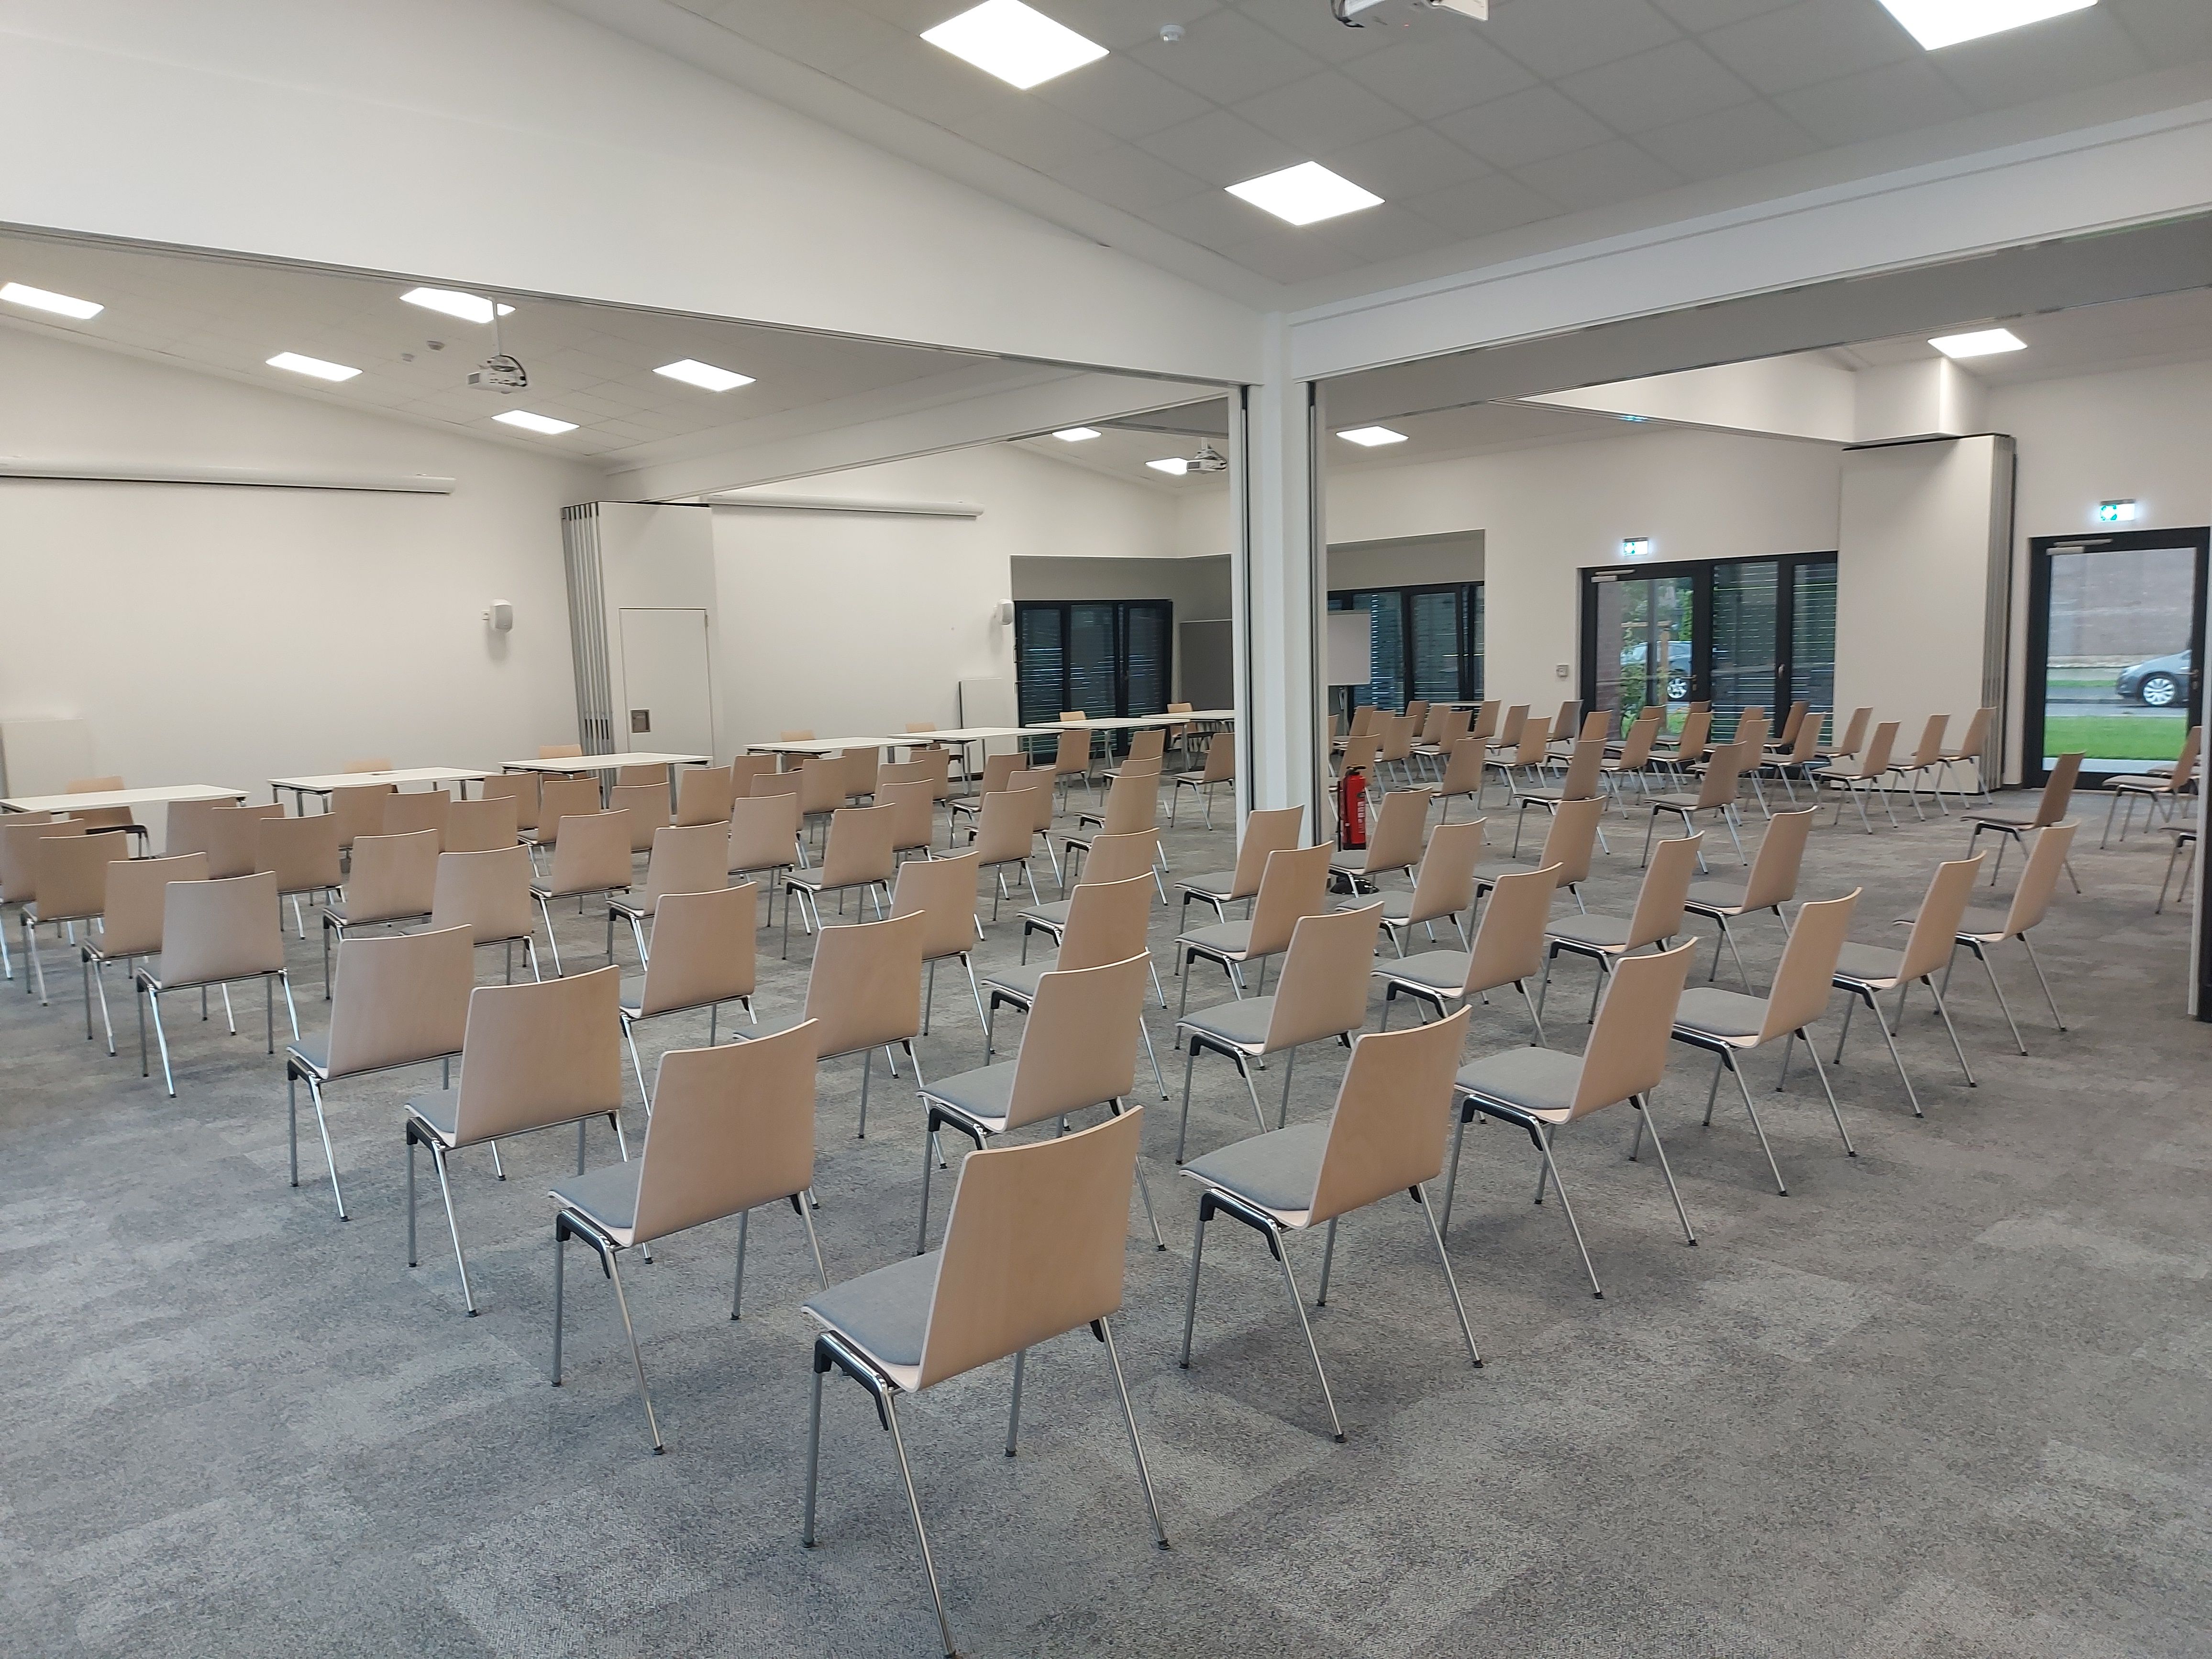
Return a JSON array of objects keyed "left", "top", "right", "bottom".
[
  {"left": 1627, "top": 1094, "right": 1698, "bottom": 1246},
  {"left": 1098, "top": 1317, "right": 1170, "bottom": 1549},
  {"left": 1414, "top": 1182, "right": 1482, "bottom": 1367}
]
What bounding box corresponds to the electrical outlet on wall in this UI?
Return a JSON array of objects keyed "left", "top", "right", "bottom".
[{"left": 1554, "top": 664, "right": 1570, "bottom": 678}]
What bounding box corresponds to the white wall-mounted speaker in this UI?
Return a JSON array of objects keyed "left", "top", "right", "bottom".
[
  {"left": 486, "top": 600, "right": 515, "bottom": 632},
  {"left": 997, "top": 601, "right": 1016, "bottom": 626}
]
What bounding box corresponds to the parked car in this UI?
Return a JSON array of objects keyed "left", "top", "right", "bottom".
[
  {"left": 2116, "top": 649, "right": 2192, "bottom": 708},
  {"left": 1622, "top": 639, "right": 1693, "bottom": 702}
]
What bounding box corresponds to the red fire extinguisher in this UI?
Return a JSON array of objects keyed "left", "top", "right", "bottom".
[{"left": 1340, "top": 766, "right": 1369, "bottom": 849}]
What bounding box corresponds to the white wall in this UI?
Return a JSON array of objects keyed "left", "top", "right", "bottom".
[
  {"left": 0, "top": 326, "right": 600, "bottom": 800},
  {"left": 712, "top": 446, "right": 1181, "bottom": 743}
]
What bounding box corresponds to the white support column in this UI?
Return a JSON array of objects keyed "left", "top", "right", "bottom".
[{"left": 1230, "top": 322, "right": 1327, "bottom": 834}]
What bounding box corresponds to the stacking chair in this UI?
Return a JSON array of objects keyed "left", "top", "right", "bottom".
[
  {"left": 1175, "top": 841, "right": 1334, "bottom": 1015},
  {"left": 1102, "top": 727, "right": 1166, "bottom": 778},
  {"left": 916, "top": 952, "right": 1160, "bottom": 1252},
  {"left": 1432, "top": 736, "right": 1487, "bottom": 822},
  {"left": 875, "top": 779, "right": 938, "bottom": 865},
  {"left": 522, "top": 778, "right": 606, "bottom": 870},
  {"left": 1648, "top": 708, "right": 1712, "bottom": 779},
  {"left": 968, "top": 789, "right": 1043, "bottom": 920},
  {"left": 1755, "top": 712, "right": 1825, "bottom": 803},
  {"left": 1409, "top": 705, "right": 1471, "bottom": 780},
  {"left": 1063, "top": 766, "right": 1161, "bottom": 892},
  {"left": 778, "top": 730, "right": 816, "bottom": 743},
  {"left": 1472, "top": 794, "right": 1601, "bottom": 913},
  {"left": 1641, "top": 741, "right": 1749, "bottom": 867},
  {"left": 1813, "top": 706, "right": 1872, "bottom": 768},
  {"left": 205, "top": 802, "right": 286, "bottom": 879},
  {"left": 529, "top": 810, "right": 635, "bottom": 977},
  {"left": 1374, "top": 712, "right": 1417, "bottom": 787},
  {"left": 1, "top": 815, "right": 85, "bottom": 986},
  {"left": 1811, "top": 719, "right": 1901, "bottom": 833},
  {"left": 1177, "top": 804, "right": 1303, "bottom": 927},
  {"left": 1831, "top": 853, "right": 1985, "bottom": 1115},
  {"left": 1513, "top": 737, "right": 1604, "bottom": 855},
  {"left": 728, "top": 792, "right": 806, "bottom": 916},
  {"left": 137, "top": 872, "right": 299, "bottom": 1097},
  {"left": 1049, "top": 725, "right": 1094, "bottom": 812},
  {"left": 426, "top": 844, "right": 540, "bottom": 982},
  {"left": 617, "top": 883, "right": 759, "bottom": 1098},
  {"left": 1168, "top": 732, "right": 1235, "bottom": 827},
  {"left": 1012, "top": 763, "right": 1064, "bottom": 885},
  {"left": 617, "top": 762, "right": 671, "bottom": 794},
  {"left": 983, "top": 873, "right": 1166, "bottom": 1095},
  {"left": 2158, "top": 826, "right": 2198, "bottom": 914},
  {"left": 255, "top": 812, "right": 343, "bottom": 938},
  {"left": 443, "top": 795, "right": 519, "bottom": 855},
  {"left": 18, "top": 831, "right": 126, "bottom": 1005},
  {"left": 1443, "top": 940, "right": 1699, "bottom": 1293},
  {"left": 1683, "top": 805, "right": 1815, "bottom": 988},
  {"left": 62, "top": 775, "right": 148, "bottom": 852},
  {"left": 738, "top": 909, "right": 926, "bottom": 1139},
  {"left": 946, "top": 752, "right": 1025, "bottom": 839},
  {"left": 1541, "top": 834, "right": 1702, "bottom": 1024},
  {"left": 1162, "top": 702, "right": 1196, "bottom": 769},
  {"left": 874, "top": 758, "right": 939, "bottom": 798},
  {"left": 1332, "top": 703, "right": 1378, "bottom": 754},
  {"left": 796, "top": 757, "right": 848, "bottom": 851},
  {"left": 1335, "top": 731, "right": 1381, "bottom": 794},
  {"left": 608, "top": 782, "right": 670, "bottom": 854},
  {"left": 321, "top": 828, "right": 440, "bottom": 996},
  {"left": 842, "top": 747, "right": 882, "bottom": 807},
  {"left": 380, "top": 790, "right": 452, "bottom": 849},
  {"left": 330, "top": 784, "right": 398, "bottom": 862},
  {"left": 610, "top": 821, "right": 729, "bottom": 964},
  {"left": 81, "top": 853, "right": 205, "bottom": 1051},
  {"left": 551, "top": 1021, "right": 826, "bottom": 1452},
  {"left": 1599, "top": 712, "right": 1662, "bottom": 801},
  {"left": 1017, "top": 830, "right": 1158, "bottom": 959},
  {"left": 1550, "top": 708, "right": 1608, "bottom": 765},
  {"left": 2102, "top": 725, "right": 2201, "bottom": 846},
  {"left": 675, "top": 764, "right": 737, "bottom": 827},
  {"left": 1374, "top": 862, "right": 1556, "bottom": 1046},
  {"left": 1888, "top": 715, "right": 1952, "bottom": 818},
  {"left": 1936, "top": 706, "right": 1996, "bottom": 804},
  {"left": 1767, "top": 701, "right": 1811, "bottom": 756},
  {"left": 1369, "top": 815, "right": 1484, "bottom": 956},
  {"left": 1174, "top": 903, "right": 1382, "bottom": 1162},
  {"left": 403, "top": 966, "right": 629, "bottom": 1315},
  {"left": 782, "top": 805, "right": 895, "bottom": 958},
  {"left": 1484, "top": 717, "right": 1552, "bottom": 800},
  {"left": 800, "top": 1111, "right": 1164, "bottom": 1659},
  {"left": 892, "top": 851, "right": 987, "bottom": 1035},
  {"left": 1967, "top": 752, "right": 2081, "bottom": 890},
  {"left": 729, "top": 754, "right": 779, "bottom": 800},
  {"left": 1484, "top": 703, "right": 1530, "bottom": 761},
  {"left": 1548, "top": 699, "right": 1582, "bottom": 750},
  {"left": 164, "top": 796, "right": 224, "bottom": 860},
  {"left": 344, "top": 757, "right": 394, "bottom": 774},
  {"left": 539, "top": 742, "right": 587, "bottom": 763},
  {"left": 1931, "top": 821, "right": 2076, "bottom": 1055},
  {"left": 1670, "top": 891, "right": 1859, "bottom": 1195},
  {"left": 284, "top": 925, "right": 473, "bottom": 1219},
  {"left": 1178, "top": 1007, "right": 1479, "bottom": 1442},
  {"left": 1329, "top": 786, "right": 1431, "bottom": 895},
  {"left": 480, "top": 772, "right": 539, "bottom": 838}
]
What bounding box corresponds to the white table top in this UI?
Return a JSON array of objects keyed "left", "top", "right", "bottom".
[
  {"left": 1024, "top": 710, "right": 1235, "bottom": 733},
  {"left": 272, "top": 766, "right": 490, "bottom": 794},
  {"left": 746, "top": 738, "right": 896, "bottom": 755},
  {"left": 502, "top": 752, "right": 710, "bottom": 773},
  {"left": 897, "top": 726, "right": 1034, "bottom": 743},
  {"left": 2, "top": 782, "right": 246, "bottom": 815}
]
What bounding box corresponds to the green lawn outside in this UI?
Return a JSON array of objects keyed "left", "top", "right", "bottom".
[{"left": 2043, "top": 714, "right": 2188, "bottom": 762}]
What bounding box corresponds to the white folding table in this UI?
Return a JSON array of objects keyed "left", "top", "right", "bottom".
[
  {"left": 1, "top": 782, "right": 246, "bottom": 816},
  {"left": 269, "top": 767, "right": 491, "bottom": 813}
]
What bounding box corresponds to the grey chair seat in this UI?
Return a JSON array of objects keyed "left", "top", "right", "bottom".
[
  {"left": 1182, "top": 1120, "right": 1328, "bottom": 1218},
  {"left": 1375, "top": 949, "right": 1471, "bottom": 996},
  {"left": 1453, "top": 1046, "right": 1581, "bottom": 1122},
  {"left": 1833, "top": 941, "right": 1905, "bottom": 984},
  {"left": 1176, "top": 995, "right": 1274, "bottom": 1051},
  {"left": 1954, "top": 906, "right": 2019, "bottom": 940},
  {"left": 1016, "top": 898, "right": 1073, "bottom": 931},
  {"left": 1471, "top": 857, "right": 1545, "bottom": 889},
  {"left": 617, "top": 973, "right": 649, "bottom": 1017},
  {"left": 1179, "top": 919, "right": 1254, "bottom": 959},
  {"left": 323, "top": 902, "right": 428, "bottom": 929},
  {"left": 403, "top": 1086, "right": 463, "bottom": 1145},
  {"left": 804, "top": 1250, "right": 938, "bottom": 1372},
  {"left": 1548, "top": 914, "right": 1633, "bottom": 950},
  {"left": 785, "top": 869, "right": 874, "bottom": 894},
  {"left": 1684, "top": 879, "right": 1749, "bottom": 913},
  {"left": 285, "top": 1039, "right": 332, "bottom": 1079},
  {"left": 980, "top": 961, "right": 1049, "bottom": 1002},
  {"left": 918, "top": 1062, "right": 1017, "bottom": 1129},
  {"left": 1179, "top": 870, "right": 1236, "bottom": 901},
  {"left": 549, "top": 1159, "right": 642, "bottom": 1236},
  {"left": 1671, "top": 986, "right": 1766, "bottom": 1042},
  {"left": 1644, "top": 792, "right": 1702, "bottom": 812},
  {"left": 531, "top": 883, "right": 626, "bottom": 903}
]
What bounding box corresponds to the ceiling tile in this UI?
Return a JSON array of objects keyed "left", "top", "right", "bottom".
[
  {"left": 1555, "top": 38, "right": 1757, "bottom": 135},
  {"left": 1125, "top": 7, "right": 1325, "bottom": 103},
  {"left": 1233, "top": 69, "right": 1413, "bottom": 154},
  {"left": 1770, "top": 56, "right": 1973, "bottom": 146},
  {"left": 1514, "top": 139, "right": 1685, "bottom": 212},
  {"left": 1435, "top": 84, "right": 1617, "bottom": 171},
  {"left": 1216, "top": 225, "right": 1371, "bottom": 285},
  {"left": 1031, "top": 54, "right": 1214, "bottom": 139},
  {"left": 700, "top": 0, "right": 907, "bottom": 75},
  {"left": 1233, "top": 0, "right": 1398, "bottom": 63},
  {"left": 1133, "top": 187, "right": 1283, "bottom": 247},
  {"left": 1137, "top": 108, "right": 1304, "bottom": 188},
  {"left": 2106, "top": 0, "right": 2212, "bottom": 59},
  {"left": 1651, "top": 0, "right": 1798, "bottom": 29},
  {"left": 1479, "top": 0, "right": 1683, "bottom": 80},
  {"left": 1321, "top": 201, "right": 1460, "bottom": 264},
  {"left": 838, "top": 37, "right": 998, "bottom": 129},
  {"left": 1403, "top": 171, "right": 1563, "bottom": 240},
  {"left": 1634, "top": 97, "right": 1822, "bottom": 181},
  {"left": 1325, "top": 125, "right": 1491, "bottom": 201},
  {"left": 1699, "top": 0, "right": 1917, "bottom": 99},
  {"left": 950, "top": 93, "right": 1115, "bottom": 174},
  {"left": 1045, "top": 0, "right": 1222, "bottom": 51},
  {"left": 1341, "top": 32, "right": 1537, "bottom": 121},
  {"left": 1046, "top": 142, "right": 1212, "bottom": 210},
  {"left": 1929, "top": 10, "right": 2150, "bottom": 112}
]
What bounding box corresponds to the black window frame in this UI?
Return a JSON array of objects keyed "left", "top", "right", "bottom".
[
  {"left": 1325, "top": 581, "right": 1485, "bottom": 712},
  {"left": 1012, "top": 598, "right": 1175, "bottom": 748}
]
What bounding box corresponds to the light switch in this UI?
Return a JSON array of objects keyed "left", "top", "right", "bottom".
[{"left": 630, "top": 709, "right": 651, "bottom": 734}]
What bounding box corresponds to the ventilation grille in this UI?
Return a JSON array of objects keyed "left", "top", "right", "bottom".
[{"left": 561, "top": 504, "right": 615, "bottom": 754}]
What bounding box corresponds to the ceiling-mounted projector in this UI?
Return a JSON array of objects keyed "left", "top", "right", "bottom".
[
  {"left": 1333, "top": 0, "right": 1487, "bottom": 25},
  {"left": 466, "top": 354, "right": 528, "bottom": 392}
]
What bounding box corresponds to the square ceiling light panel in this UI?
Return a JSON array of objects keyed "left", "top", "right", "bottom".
[
  {"left": 400, "top": 287, "right": 516, "bottom": 324},
  {"left": 1876, "top": 0, "right": 2096, "bottom": 52},
  {"left": 1227, "top": 162, "right": 1384, "bottom": 227},
  {"left": 1337, "top": 425, "right": 1407, "bottom": 447},
  {"left": 1053, "top": 427, "right": 1102, "bottom": 441},
  {"left": 922, "top": 1, "right": 1106, "bottom": 90},
  {"left": 655, "top": 358, "right": 755, "bottom": 392},
  {"left": 1929, "top": 327, "right": 2026, "bottom": 358}
]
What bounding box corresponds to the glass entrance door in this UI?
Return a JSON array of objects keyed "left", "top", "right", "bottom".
[
  {"left": 1592, "top": 571, "right": 1696, "bottom": 736},
  {"left": 2025, "top": 527, "right": 2208, "bottom": 784}
]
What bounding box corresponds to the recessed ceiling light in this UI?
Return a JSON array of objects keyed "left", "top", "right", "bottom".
[
  {"left": 1876, "top": 0, "right": 2095, "bottom": 52},
  {"left": 1053, "top": 427, "right": 1102, "bottom": 442},
  {"left": 1337, "top": 425, "right": 1407, "bottom": 447},
  {"left": 0, "top": 281, "right": 102, "bottom": 320},
  {"left": 1147, "top": 457, "right": 1190, "bottom": 475},
  {"left": 400, "top": 287, "right": 515, "bottom": 324},
  {"left": 494, "top": 410, "right": 578, "bottom": 435},
  {"left": 1226, "top": 162, "right": 1382, "bottom": 227},
  {"left": 655, "top": 358, "right": 755, "bottom": 392},
  {"left": 1928, "top": 327, "right": 2026, "bottom": 359},
  {"left": 921, "top": 0, "right": 1106, "bottom": 90},
  {"left": 266, "top": 351, "right": 362, "bottom": 382}
]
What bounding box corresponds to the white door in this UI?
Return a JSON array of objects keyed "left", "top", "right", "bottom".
[{"left": 618, "top": 608, "right": 715, "bottom": 755}]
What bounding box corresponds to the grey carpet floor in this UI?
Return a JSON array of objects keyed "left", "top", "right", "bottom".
[{"left": 1, "top": 781, "right": 2207, "bottom": 1658}]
